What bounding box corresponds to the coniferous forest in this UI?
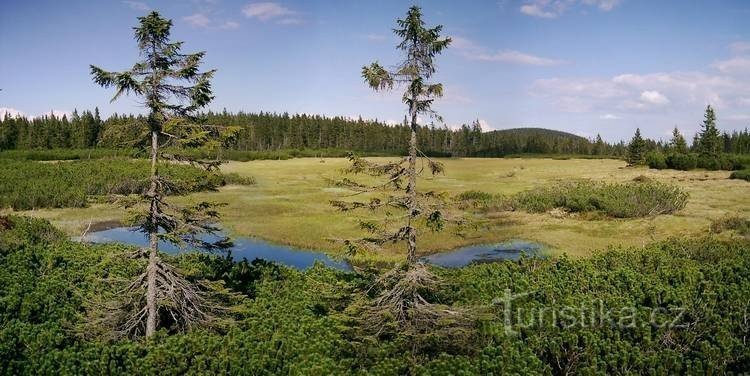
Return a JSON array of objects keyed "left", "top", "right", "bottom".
[{"left": 3, "top": 110, "right": 749, "bottom": 158}]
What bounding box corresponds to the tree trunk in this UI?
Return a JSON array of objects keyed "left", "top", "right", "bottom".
[
  {"left": 145, "top": 128, "right": 159, "bottom": 337},
  {"left": 406, "top": 104, "right": 418, "bottom": 265}
]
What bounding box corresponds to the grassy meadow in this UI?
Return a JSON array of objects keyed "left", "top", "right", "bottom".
[{"left": 11, "top": 157, "right": 749, "bottom": 262}]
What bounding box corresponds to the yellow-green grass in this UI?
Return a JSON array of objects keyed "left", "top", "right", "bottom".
[{"left": 9, "top": 157, "right": 750, "bottom": 262}]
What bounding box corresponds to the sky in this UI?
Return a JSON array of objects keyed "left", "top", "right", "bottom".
[{"left": 1, "top": 0, "right": 749, "bottom": 142}]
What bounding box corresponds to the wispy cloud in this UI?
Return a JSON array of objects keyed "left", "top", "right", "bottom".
[
  {"left": 730, "top": 41, "right": 750, "bottom": 54},
  {"left": 713, "top": 57, "right": 750, "bottom": 75},
  {"left": 452, "top": 36, "right": 566, "bottom": 66},
  {"left": 123, "top": 1, "right": 150, "bottom": 12},
  {"left": 520, "top": 0, "right": 623, "bottom": 19},
  {"left": 183, "top": 13, "right": 211, "bottom": 28},
  {"left": 474, "top": 50, "right": 565, "bottom": 66},
  {"left": 182, "top": 12, "right": 240, "bottom": 30},
  {"left": 531, "top": 57, "right": 750, "bottom": 119},
  {"left": 600, "top": 113, "right": 620, "bottom": 120},
  {"left": 242, "top": 2, "right": 301, "bottom": 24},
  {"left": 363, "top": 33, "right": 387, "bottom": 42}
]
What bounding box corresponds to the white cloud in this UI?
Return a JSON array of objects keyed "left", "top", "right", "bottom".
[
  {"left": 713, "top": 57, "right": 750, "bottom": 75},
  {"left": 520, "top": 3, "right": 558, "bottom": 18},
  {"left": 531, "top": 63, "right": 749, "bottom": 117},
  {"left": 364, "top": 33, "right": 387, "bottom": 42},
  {"left": 478, "top": 119, "right": 493, "bottom": 131},
  {"left": 183, "top": 13, "right": 211, "bottom": 28},
  {"left": 219, "top": 20, "right": 240, "bottom": 30},
  {"left": 474, "top": 50, "right": 565, "bottom": 66},
  {"left": 452, "top": 36, "right": 565, "bottom": 66},
  {"left": 520, "top": 0, "right": 622, "bottom": 19},
  {"left": 730, "top": 41, "right": 750, "bottom": 54},
  {"left": 242, "top": 2, "right": 295, "bottom": 21},
  {"left": 182, "top": 13, "right": 240, "bottom": 30},
  {"left": 600, "top": 113, "right": 620, "bottom": 120},
  {"left": 639, "top": 90, "right": 670, "bottom": 105},
  {"left": 123, "top": 1, "right": 149, "bottom": 11},
  {"left": 0, "top": 107, "right": 25, "bottom": 119}
]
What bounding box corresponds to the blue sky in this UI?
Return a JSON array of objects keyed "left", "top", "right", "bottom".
[{"left": 1, "top": 0, "right": 749, "bottom": 142}]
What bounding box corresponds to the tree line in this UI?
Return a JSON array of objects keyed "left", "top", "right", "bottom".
[{"left": 627, "top": 105, "right": 750, "bottom": 169}]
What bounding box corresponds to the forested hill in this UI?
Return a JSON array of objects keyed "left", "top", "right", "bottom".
[
  {"left": 1, "top": 110, "right": 633, "bottom": 157},
  {"left": 488, "top": 127, "right": 588, "bottom": 142}
]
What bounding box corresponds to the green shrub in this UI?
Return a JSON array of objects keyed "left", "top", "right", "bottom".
[
  {"left": 2, "top": 217, "right": 749, "bottom": 374},
  {"left": 0, "top": 160, "right": 232, "bottom": 210},
  {"left": 730, "top": 169, "right": 750, "bottom": 181},
  {"left": 221, "top": 172, "right": 256, "bottom": 186},
  {"left": 710, "top": 214, "right": 750, "bottom": 237},
  {"left": 512, "top": 180, "right": 688, "bottom": 218},
  {"left": 666, "top": 153, "right": 698, "bottom": 170},
  {"left": 646, "top": 152, "right": 667, "bottom": 169},
  {"left": 455, "top": 190, "right": 509, "bottom": 210}
]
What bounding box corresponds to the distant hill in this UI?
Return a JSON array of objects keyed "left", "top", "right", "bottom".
[
  {"left": 472, "top": 127, "right": 596, "bottom": 156},
  {"left": 485, "top": 127, "right": 589, "bottom": 143}
]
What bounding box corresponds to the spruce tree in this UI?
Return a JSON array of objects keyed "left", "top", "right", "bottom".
[
  {"left": 698, "top": 105, "right": 721, "bottom": 158},
  {"left": 669, "top": 127, "right": 688, "bottom": 154},
  {"left": 331, "top": 6, "right": 470, "bottom": 342},
  {"left": 90, "top": 11, "right": 233, "bottom": 338},
  {"left": 627, "top": 128, "right": 646, "bottom": 165}
]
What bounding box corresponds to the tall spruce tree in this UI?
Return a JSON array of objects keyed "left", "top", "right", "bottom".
[
  {"left": 698, "top": 104, "right": 721, "bottom": 158},
  {"left": 90, "top": 11, "right": 233, "bottom": 338},
  {"left": 627, "top": 127, "right": 646, "bottom": 165},
  {"left": 354, "top": 5, "right": 450, "bottom": 264},
  {"left": 331, "top": 6, "right": 471, "bottom": 341}
]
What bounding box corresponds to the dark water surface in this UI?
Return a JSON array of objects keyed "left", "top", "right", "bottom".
[
  {"left": 82, "top": 227, "right": 545, "bottom": 270},
  {"left": 421, "top": 240, "right": 545, "bottom": 268},
  {"left": 83, "top": 226, "right": 352, "bottom": 271}
]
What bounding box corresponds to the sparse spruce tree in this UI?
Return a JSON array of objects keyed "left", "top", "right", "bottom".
[
  {"left": 90, "top": 11, "right": 234, "bottom": 338},
  {"left": 698, "top": 104, "right": 721, "bottom": 158},
  {"left": 330, "top": 6, "right": 470, "bottom": 344},
  {"left": 669, "top": 127, "right": 688, "bottom": 154},
  {"left": 627, "top": 128, "right": 646, "bottom": 165}
]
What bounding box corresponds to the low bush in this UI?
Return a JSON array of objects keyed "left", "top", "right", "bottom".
[
  {"left": 665, "top": 153, "right": 698, "bottom": 170},
  {"left": 455, "top": 190, "right": 509, "bottom": 210},
  {"left": 1, "top": 216, "right": 749, "bottom": 374},
  {"left": 0, "top": 148, "right": 138, "bottom": 161},
  {"left": 645, "top": 152, "right": 667, "bottom": 169},
  {"left": 710, "top": 214, "right": 750, "bottom": 238},
  {"left": 729, "top": 169, "right": 750, "bottom": 182},
  {"left": 696, "top": 155, "right": 736, "bottom": 170},
  {"left": 0, "top": 160, "right": 239, "bottom": 210},
  {"left": 512, "top": 180, "right": 688, "bottom": 218},
  {"left": 221, "top": 172, "right": 257, "bottom": 185}
]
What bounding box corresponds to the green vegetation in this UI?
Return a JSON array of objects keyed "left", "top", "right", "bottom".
[
  {"left": 0, "top": 148, "right": 137, "bottom": 161},
  {"left": 710, "top": 214, "right": 750, "bottom": 238},
  {"left": 626, "top": 127, "right": 647, "bottom": 165},
  {"left": 0, "top": 160, "right": 241, "bottom": 210},
  {"left": 22, "top": 157, "right": 750, "bottom": 259},
  {"left": 511, "top": 180, "right": 688, "bottom": 218},
  {"left": 730, "top": 169, "right": 750, "bottom": 182},
  {"left": 2, "top": 215, "right": 749, "bottom": 374}
]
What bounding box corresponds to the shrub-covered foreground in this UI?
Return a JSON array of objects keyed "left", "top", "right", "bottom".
[
  {"left": 0, "top": 160, "right": 253, "bottom": 210},
  {"left": 1, "top": 215, "right": 749, "bottom": 374}
]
